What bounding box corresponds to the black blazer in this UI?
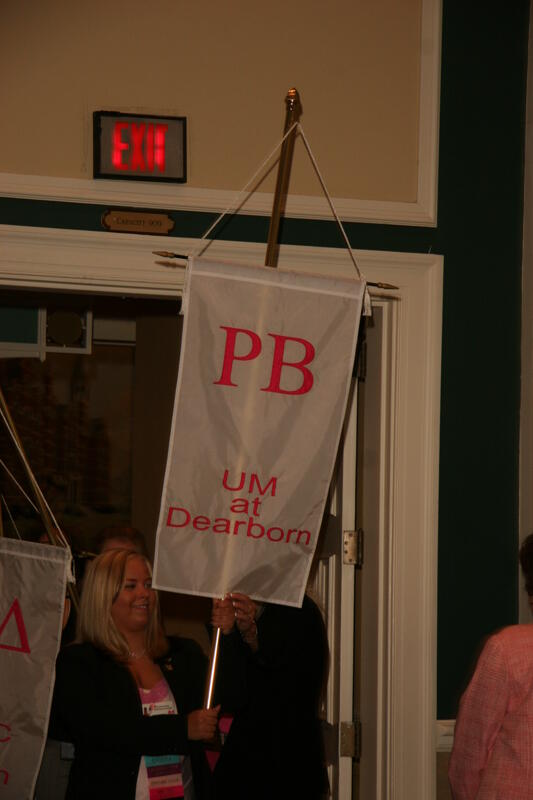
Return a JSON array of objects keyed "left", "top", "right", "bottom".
[
  {"left": 50, "top": 634, "right": 244, "bottom": 800},
  {"left": 213, "top": 595, "right": 329, "bottom": 800}
]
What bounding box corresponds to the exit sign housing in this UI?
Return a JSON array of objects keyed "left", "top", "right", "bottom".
[{"left": 94, "top": 111, "right": 187, "bottom": 183}]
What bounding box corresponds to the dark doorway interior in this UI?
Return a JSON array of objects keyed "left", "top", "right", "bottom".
[
  {"left": 0, "top": 290, "right": 180, "bottom": 556},
  {"left": 1, "top": 288, "right": 221, "bottom": 650}
]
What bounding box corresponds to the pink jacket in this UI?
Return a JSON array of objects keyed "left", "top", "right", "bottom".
[{"left": 449, "top": 625, "right": 533, "bottom": 800}]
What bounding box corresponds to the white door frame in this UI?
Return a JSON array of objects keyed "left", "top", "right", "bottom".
[
  {"left": 308, "top": 376, "right": 359, "bottom": 798},
  {"left": 0, "top": 224, "right": 443, "bottom": 800}
]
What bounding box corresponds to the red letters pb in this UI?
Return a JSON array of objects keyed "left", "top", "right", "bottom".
[{"left": 213, "top": 326, "right": 315, "bottom": 395}]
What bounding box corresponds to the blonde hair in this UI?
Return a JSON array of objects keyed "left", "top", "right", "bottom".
[{"left": 77, "top": 549, "right": 167, "bottom": 660}]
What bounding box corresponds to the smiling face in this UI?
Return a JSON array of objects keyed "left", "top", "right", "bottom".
[{"left": 110, "top": 556, "right": 155, "bottom": 639}]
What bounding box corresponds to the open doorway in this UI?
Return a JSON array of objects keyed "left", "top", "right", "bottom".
[
  {"left": 0, "top": 291, "right": 213, "bottom": 644},
  {"left": 0, "top": 232, "right": 443, "bottom": 799},
  {"left": 0, "top": 291, "right": 179, "bottom": 551},
  {"left": 0, "top": 286, "right": 386, "bottom": 800}
]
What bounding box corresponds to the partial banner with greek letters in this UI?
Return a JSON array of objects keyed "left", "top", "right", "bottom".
[
  {"left": 0, "top": 538, "right": 70, "bottom": 799},
  {"left": 153, "top": 257, "right": 366, "bottom": 606}
]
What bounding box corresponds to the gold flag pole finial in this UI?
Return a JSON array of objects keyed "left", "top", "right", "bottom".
[{"left": 265, "top": 88, "right": 302, "bottom": 268}]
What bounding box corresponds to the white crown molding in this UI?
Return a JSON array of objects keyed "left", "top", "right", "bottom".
[
  {"left": 0, "top": 223, "right": 439, "bottom": 294},
  {"left": 0, "top": 1, "right": 441, "bottom": 228}
]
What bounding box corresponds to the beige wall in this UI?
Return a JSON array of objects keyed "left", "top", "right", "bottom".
[{"left": 1, "top": 0, "right": 422, "bottom": 202}]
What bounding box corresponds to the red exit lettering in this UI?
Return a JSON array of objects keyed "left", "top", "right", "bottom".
[{"left": 112, "top": 122, "right": 168, "bottom": 173}]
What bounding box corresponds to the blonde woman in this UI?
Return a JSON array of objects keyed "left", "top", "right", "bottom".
[{"left": 49, "top": 549, "right": 241, "bottom": 800}]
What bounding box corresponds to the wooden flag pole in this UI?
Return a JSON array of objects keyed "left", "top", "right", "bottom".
[
  {"left": 265, "top": 88, "right": 302, "bottom": 268},
  {"left": 203, "top": 90, "right": 302, "bottom": 709},
  {"left": 204, "top": 626, "right": 222, "bottom": 709}
]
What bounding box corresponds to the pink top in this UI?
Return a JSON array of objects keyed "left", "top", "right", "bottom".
[
  {"left": 136, "top": 678, "right": 192, "bottom": 800},
  {"left": 139, "top": 678, "right": 177, "bottom": 717},
  {"left": 449, "top": 624, "right": 533, "bottom": 800}
]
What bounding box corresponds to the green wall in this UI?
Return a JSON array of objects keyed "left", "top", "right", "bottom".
[
  {"left": 436, "top": 0, "right": 528, "bottom": 717},
  {"left": 0, "top": 0, "right": 528, "bottom": 719}
]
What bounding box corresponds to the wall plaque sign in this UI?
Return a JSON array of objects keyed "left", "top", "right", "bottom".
[{"left": 102, "top": 210, "right": 175, "bottom": 235}]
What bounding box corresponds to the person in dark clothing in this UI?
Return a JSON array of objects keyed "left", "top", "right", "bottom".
[
  {"left": 93, "top": 524, "right": 149, "bottom": 557},
  {"left": 213, "top": 592, "right": 330, "bottom": 800}
]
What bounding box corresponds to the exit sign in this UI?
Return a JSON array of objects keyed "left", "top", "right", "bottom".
[{"left": 93, "top": 111, "right": 186, "bottom": 183}]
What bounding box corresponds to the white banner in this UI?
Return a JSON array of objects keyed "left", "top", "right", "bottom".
[
  {"left": 0, "top": 538, "right": 70, "bottom": 799},
  {"left": 153, "top": 257, "right": 365, "bottom": 606}
]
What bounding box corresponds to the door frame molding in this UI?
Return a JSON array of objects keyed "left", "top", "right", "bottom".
[{"left": 0, "top": 224, "right": 443, "bottom": 799}]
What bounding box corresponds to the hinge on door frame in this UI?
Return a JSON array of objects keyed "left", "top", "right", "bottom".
[
  {"left": 340, "top": 718, "right": 362, "bottom": 760},
  {"left": 343, "top": 528, "right": 364, "bottom": 566}
]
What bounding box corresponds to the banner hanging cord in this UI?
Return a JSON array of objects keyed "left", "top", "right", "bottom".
[
  {"left": 154, "top": 118, "right": 377, "bottom": 309},
  {"left": 192, "top": 122, "right": 300, "bottom": 258},
  {"left": 296, "top": 124, "right": 363, "bottom": 280},
  {"left": 184, "top": 123, "right": 364, "bottom": 282},
  {"left": 0, "top": 458, "right": 40, "bottom": 514},
  {"left": 0, "top": 404, "right": 70, "bottom": 550},
  {"left": 2, "top": 495, "right": 22, "bottom": 540}
]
